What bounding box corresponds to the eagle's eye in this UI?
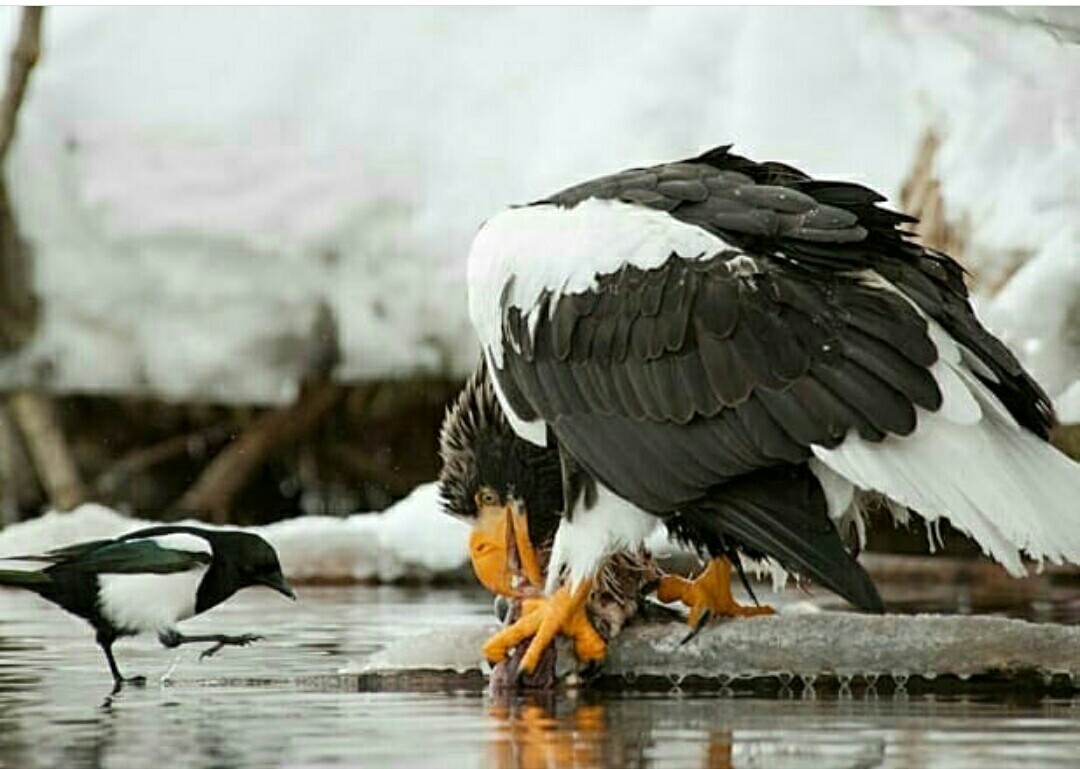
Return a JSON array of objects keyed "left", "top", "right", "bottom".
[{"left": 476, "top": 487, "right": 501, "bottom": 509}]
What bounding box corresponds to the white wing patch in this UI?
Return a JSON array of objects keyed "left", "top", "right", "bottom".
[
  {"left": 468, "top": 198, "right": 724, "bottom": 369},
  {"left": 813, "top": 319, "right": 1080, "bottom": 575},
  {"left": 98, "top": 566, "right": 209, "bottom": 634},
  {"left": 482, "top": 348, "right": 547, "bottom": 447},
  {"left": 142, "top": 533, "right": 213, "bottom": 556}
]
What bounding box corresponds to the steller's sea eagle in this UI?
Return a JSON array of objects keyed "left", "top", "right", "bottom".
[
  {"left": 438, "top": 362, "right": 662, "bottom": 680},
  {"left": 464, "top": 145, "right": 1080, "bottom": 674}
]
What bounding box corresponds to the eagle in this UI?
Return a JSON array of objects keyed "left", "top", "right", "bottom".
[
  {"left": 463, "top": 145, "right": 1080, "bottom": 675},
  {"left": 438, "top": 363, "right": 661, "bottom": 681}
]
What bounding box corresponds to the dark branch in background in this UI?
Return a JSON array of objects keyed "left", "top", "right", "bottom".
[
  {"left": 176, "top": 302, "right": 346, "bottom": 523},
  {"left": 0, "top": 6, "right": 42, "bottom": 350},
  {"left": 322, "top": 442, "right": 425, "bottom": 497},
  {"left": 0, "top": 402, "right": 40, "bottom": 524},
  {"left": 94, "top": 422, "right": 238, "bottom": 499},
  {"left": 0, "top": 7, "right": 43, "bottom": 162},
  {"left": 0, "top": 9, "right": 86, "bottom": 516},
  {"left": 175, "top": 383, "right": 344, "bottom": 524},
  {"left": 1053, "top": 423, "right": 1080, "bottom": 461},
  {"left": 900, "top": 129, "right": 1078, "bottom": 449},
  {"left": 8, "top": 391, "right": 85, "bottom": 510},
  {"left": 899, "top": 131, "right": 969, "bottom": 272}
]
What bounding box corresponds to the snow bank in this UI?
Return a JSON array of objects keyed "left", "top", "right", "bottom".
[
  {"left": 264, "top": 483, "right": 470, "bottom": 583},
  {"left": 0, "top": 7, "right": 1073, "bottom": 406},
  {"left": 0, "top": 483, "right": 472, "bottom": 584}
]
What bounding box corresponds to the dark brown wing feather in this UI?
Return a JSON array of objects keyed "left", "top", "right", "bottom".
[{"left": 499, "top": 253, "right": 940, "bottom": 512}]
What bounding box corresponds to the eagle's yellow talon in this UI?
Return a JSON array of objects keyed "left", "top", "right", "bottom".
[
  {"left": 483, "top": 602, "right": 543, "bottom": 663},
  {"left": 484, "top": 579, "right": 603, "bottom": 673},
  {"left": 657, "top": 557, "right": 774, "bottom": 626},
  {"left": 566, "top": 609, "right": 606, "bottom": 663}
]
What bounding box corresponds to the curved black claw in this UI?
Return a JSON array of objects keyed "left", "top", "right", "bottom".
[
  {"left": 680, "top": 610, "right": 712, "bottom": 646},
  {"left": 493, "top": 595, "right": 512, "bottom": 624},
  {"left": 638, "top": 578, "right": 661, "bottom": 599},
  {"left": 199, "top": 633, "right": 263, "bottom": 661},
  {"left": 578, "top": 660, "right": 604, "bottom": 683}
]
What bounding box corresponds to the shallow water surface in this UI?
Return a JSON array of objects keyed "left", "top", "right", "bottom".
[{"left": 0, "top": 585, "right": 1078, "bottom": 768}]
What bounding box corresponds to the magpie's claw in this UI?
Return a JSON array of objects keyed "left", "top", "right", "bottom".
[
  {"left": 110, "top": 674, "right": 147, "bottom": 695},
  {"left": 199, "top": 633, "right": 263, "bottom": 661},
  {"left": 199, "top": 643, "right": 224, "bottom": 661},
  {"left": 680, "top": 610, "right": 712, "bottom": 646}
]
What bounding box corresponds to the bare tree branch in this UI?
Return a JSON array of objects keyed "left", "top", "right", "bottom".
[
  {"left": 0, "top": 9, "right": 76, "bottom": 515},
  {"left": 0, "top": 7, "right": 42, "bottom": 350},
  {"left": 176, "top": 384, "right": 344, "bottom": 523},
  {"left": 0, "top": 7, "right": 43, "bottom": 164},
  {"left": 94, "top": 422, "right": 237, "bottom": 498},
  {"left": 8, "top": 391, "right": 86, "bottom": 511}
]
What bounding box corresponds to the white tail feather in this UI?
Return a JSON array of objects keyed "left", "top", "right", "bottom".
[{"left": 813, "top": 321, "right": 1080, "bottom": 576}]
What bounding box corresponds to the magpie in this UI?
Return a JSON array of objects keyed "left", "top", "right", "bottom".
[{"left": 0, "top": 525, "right": 296, "bottom": 690}]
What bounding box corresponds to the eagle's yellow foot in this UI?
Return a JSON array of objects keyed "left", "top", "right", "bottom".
[
  {"left": 483, "top": 579, "right": 604, "bottom": 674},
  {"left": 656, "top": 557, "right": 774, "bottom": 633}
]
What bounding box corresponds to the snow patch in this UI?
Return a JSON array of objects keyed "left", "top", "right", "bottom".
[
  {"left": 267, "top": 484, "right": 470, "bottom": 583},
  {"left": 1057, "top": 381, "right": 1080, "bottom": 424},
  {"left": 0, "top": 8, "right": 1069, "bottom": 403}
]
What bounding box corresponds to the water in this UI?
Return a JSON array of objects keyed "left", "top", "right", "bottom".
[{"left": 2, "top": 585, "right": 1079, "bottom": 768}]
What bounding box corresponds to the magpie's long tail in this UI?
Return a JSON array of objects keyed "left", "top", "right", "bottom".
[
  {"left": 676, "top": 464, "right": 884, "bottom": 612},
  {"left": 0, "top": 568, "right": 49, "bottom": 591}
]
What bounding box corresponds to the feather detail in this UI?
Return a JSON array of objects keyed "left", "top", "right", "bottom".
[{"left": 813, "top": 320, "right": 1080, "bottom": 575}]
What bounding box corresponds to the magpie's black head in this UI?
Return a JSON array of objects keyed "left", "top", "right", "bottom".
[
  {"left": 206, "top": 531, "right": 295, "bottom": 602},
  {"left": 438, "top": 360, "right": 562, "bottom": 596},
  {"left": 438, "top": 359, "right": 562, "bottom": 546}
]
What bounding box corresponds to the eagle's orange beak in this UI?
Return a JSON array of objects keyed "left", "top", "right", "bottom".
[{"left": 468, "top": 500, "right": 544, "bottom": 597}]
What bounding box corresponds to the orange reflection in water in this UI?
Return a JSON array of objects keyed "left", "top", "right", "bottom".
[{"left": 485, "top": 696, "right": 733, "bottom": 769}]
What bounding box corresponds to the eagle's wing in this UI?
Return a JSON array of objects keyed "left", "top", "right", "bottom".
[
  {"left": 501, "top": 252, "right": 939, "bottom": 508},
  {"left": 475, "top": 147, "right": 1080, "bottom": 587}
]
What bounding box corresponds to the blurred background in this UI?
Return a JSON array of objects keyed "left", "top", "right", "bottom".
[{"left": 0, "top": 6, "right": 1075, "bottom": 558}]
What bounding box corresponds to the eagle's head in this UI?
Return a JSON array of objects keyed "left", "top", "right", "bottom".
[{"left": 437, "top": 359, "right": 562, "bottom": 596}]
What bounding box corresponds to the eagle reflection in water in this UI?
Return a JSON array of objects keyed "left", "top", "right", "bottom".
[{"left": 485, "top": 697, "right": 735, "bottom": 769}]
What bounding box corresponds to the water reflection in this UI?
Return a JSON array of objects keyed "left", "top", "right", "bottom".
[
  {"left": 1, "top": 585, "right": 1079, "bottom": 769},
  {"left": 483, "top": 695, "right": 893, "bottom": 769},
  {"left": 488, "top": 700, "right": 618, "bottom": 769}
]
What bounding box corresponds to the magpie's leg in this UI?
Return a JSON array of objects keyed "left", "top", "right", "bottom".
[
  {"left": 158, "top": 629, "right": 263, "bottom": 660},
  {"left": 96, "top": 631, "right": 146, "bottom": 692}
]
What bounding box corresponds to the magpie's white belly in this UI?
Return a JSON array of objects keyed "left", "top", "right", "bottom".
[{"left": 98, "top": 566, "right": 209, "bottom": 634}]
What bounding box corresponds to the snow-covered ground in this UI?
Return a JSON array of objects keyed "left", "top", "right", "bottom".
[
  {"left": 0, "top": 484, "right": 474, "bottom": 584},
  {"left": 0, "top": 7, "right": 1076, "bottom": 413}
]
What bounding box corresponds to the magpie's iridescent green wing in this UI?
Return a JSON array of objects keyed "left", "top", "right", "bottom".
[
  {"left": 63, "top": 538, "right": 211, "bottom": 574},
  {"left": 5, "top": 536, "right": 210, "bottom": 574}
]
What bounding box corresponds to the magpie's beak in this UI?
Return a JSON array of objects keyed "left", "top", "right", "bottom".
[
  {"left": 468, "top": 499, "right": 543, "bottom": 598},
  {"left": 260, "top": 572, "right": 297, "bottom": 600}
]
